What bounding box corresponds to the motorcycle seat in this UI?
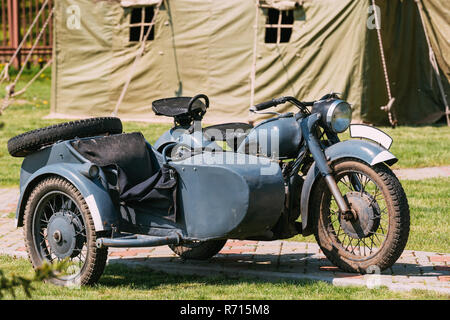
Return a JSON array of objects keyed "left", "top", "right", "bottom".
[{"left": 152, "top": 96, "right": 208, "bottom": 126}]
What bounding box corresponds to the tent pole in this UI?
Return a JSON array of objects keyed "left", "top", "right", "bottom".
[
  {"left": 250, "top": 1, "right": 260, "bottom": 113},
  {"left": 415, "top": 0, "right": 449, "bottom": 126}
]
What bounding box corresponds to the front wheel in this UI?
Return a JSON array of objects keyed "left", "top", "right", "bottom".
[{"left": 312, "top": 159, "right": 410, "bottom": 273}]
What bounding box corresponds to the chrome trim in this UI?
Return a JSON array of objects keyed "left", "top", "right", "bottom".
[{"left": 326, "top": 100, "right": 351, "bottom": 133}]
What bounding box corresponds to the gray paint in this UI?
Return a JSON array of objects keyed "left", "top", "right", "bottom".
[
  {"left": 170, "top": 152, "right": 285, "bottom": 239},
  {"left": 237, "top": 115, "right": 302, "bottom": 159},
  {"left": 16, "top": 141, "right": 120, "bottom": 231},
  {"left": 15, "top": 137, "right": 285, "bottom": 242}
]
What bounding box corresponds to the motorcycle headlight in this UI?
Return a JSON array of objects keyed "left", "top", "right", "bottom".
[
  {"left": 313, "top": 99, "right": 352, "bottom": 133},
  {"left": 326, "top": 100, "right": 352, "bottom": 133}
]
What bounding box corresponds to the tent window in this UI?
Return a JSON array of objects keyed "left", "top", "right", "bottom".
[
  {"left": 129, "top": 7, "right": 155, "bottom": 42},
  {"left": 265, "top": 9, "right": 294, "bottom": 44}
]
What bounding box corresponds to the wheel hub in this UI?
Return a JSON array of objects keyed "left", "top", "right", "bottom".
[
  {"left": 52, "top": 230, "right": 62, "bottom": 243},
  {"left": 47, "top": 212, "right": 84, "bottom": 259},
  {"left": 339, "top": 192, "right": 381, "bottom": 239}
]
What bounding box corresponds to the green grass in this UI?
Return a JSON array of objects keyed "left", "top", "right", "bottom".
[
  {"left": 0, "top": 255, "right": 447, "bottom": 300},
  {"left": 401, "top": 178, "right": 450, "bottom": 253},
  {"left": 338, "top": 126, "right": 450, "bottom": 169}
]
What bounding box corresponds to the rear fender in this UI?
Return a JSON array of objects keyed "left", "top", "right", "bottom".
[
  {"left": 300, "top": 139, "right": 397, "bottom": 236},
  {"left": 16, "top": 163, "right": 119, "bottom": 232}
]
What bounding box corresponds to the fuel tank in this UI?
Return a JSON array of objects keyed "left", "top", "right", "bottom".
[{"left": 237, "top": 114, "right": 302, "bottom": 159}]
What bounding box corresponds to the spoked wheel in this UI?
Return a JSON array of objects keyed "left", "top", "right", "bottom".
[
  {"left": 23, "top": 177, "right": 108, "bottom": 286},
  {"left": 169, "top": 240, "right": 227, "bottom": 260},
  {"left": 313, "top": 159, "right": 410, "bottom": 273}
]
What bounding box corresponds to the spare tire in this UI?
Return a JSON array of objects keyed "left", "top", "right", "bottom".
[{"left": 8, "top": 117, "right": 123, "bottom": 157}]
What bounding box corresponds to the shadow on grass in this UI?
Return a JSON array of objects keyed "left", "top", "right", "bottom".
[
  {"left": 96, "top": 253, "right": 450, "bottom": 290},
  {"left": 98, "top": 258, "right": 319, "bottom": 291}
]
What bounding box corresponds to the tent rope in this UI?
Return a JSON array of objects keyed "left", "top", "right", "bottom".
[
  {"left": 371, "top": 0, "right": 397, "bottom": 128},
  {"left": 112, "top": 0, "right": 164, "bottom": 117},
  {"left": 1, "top": 3, "right": 53, "bottom": 116},
  {"left": 415, "top": 0, "right": 449, "bottom": 126}
]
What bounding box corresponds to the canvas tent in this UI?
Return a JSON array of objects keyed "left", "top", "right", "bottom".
[{"left": 49, "top": 0, "right": 450, "bottom": 125}]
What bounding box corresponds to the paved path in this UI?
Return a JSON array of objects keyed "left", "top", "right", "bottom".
[
  {"left": 393, "top": 166, "right": 450, "bottom": 181},
  {"left": 0, "top": 166, "right": 448, "bottom": 294}
]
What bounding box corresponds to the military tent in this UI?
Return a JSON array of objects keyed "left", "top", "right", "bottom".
[{"left": 49, "top": 0, "right": 450, "bottom": 125}]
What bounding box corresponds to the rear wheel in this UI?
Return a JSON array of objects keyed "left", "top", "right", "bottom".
[
  {"left": 169, "top": 240, "right": 227, "bottom": 260},
  {"left": 312, "top": 159, "right": 410, "bottom": 273},
  {"left": 23, "top": 177, "right": 108, "bottom": 286}
]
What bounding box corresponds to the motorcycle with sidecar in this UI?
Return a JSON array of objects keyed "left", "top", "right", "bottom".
[{"left": 8, "top": 93, "right": 409, "bottom": 286}]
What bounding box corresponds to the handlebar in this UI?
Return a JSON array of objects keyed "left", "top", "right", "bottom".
[
  {"left": 250, "top": 96, "right": 315, "bottom": 113},
  {"left": 250, "top": 97, "right": 288, "bottom": 112}
]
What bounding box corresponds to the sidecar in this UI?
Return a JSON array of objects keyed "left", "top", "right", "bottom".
[{"left": 11, "top": 117, "right": 284, "bottom": 284}]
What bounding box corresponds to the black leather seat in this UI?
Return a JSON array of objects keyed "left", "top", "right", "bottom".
[
  {"left": 152, "top": 95, "right": 209, "bottom": 126},
  {"left": 152, "top": 97, "right": 206, "bottom": 117}
]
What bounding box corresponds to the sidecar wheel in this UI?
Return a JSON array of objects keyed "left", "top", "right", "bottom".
[
  {"left": 23, "top": 177, "right": 108, "bottom": 286},
  {"left": 169, "top": 240, "right": 227, "bottom": 260},
  {"left": 312, "top": 159, "right": 410, "bottom": 273}
]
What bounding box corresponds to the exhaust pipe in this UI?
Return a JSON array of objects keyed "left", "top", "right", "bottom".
[{"left": 96, "top": 234, "right": 180, "bottom": 249}]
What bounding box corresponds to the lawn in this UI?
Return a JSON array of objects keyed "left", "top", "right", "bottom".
[{"left": 0, "top": 255, "right": 447, "bottom": 300}]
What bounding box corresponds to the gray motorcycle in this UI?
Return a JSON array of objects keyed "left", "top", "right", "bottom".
[
  {"left": 153, "top": 93, "right": 410, "bottom": 273},
  {"left": 8, "top": 93, "right": 410, "bottom": 286}
]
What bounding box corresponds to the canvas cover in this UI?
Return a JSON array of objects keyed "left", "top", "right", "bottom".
[
  {"left": 72, "top": 132, "right": 178, "bottom": 222},
  {"left": 50, "top": 0, "right": 449, "bottom": 125}
]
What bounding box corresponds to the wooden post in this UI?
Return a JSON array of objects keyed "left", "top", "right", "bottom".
[{"left": 7, "top": 0, "right": 20, "bottom": 68}]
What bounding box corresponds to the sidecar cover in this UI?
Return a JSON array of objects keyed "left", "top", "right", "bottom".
[
  {"left": 169, "top": 152, "right": 285, "bottom": 239},
  {"left": 71, "top": 133, "right": 178, "bottom": 222}
]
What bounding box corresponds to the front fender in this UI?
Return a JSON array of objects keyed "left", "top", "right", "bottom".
[
  {"left": 16, "top": 163, "right": 119, "bottom": 231},
  {"left": 300, "top": 139, "right": 397, "bottom": 236}
]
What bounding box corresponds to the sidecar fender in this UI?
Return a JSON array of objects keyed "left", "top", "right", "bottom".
[
  {"left": 300, "top": 139, "right": 397, "bottom": 236},
  {"left": 16, "top": 163, "right": 119, "bottom": 231}
]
